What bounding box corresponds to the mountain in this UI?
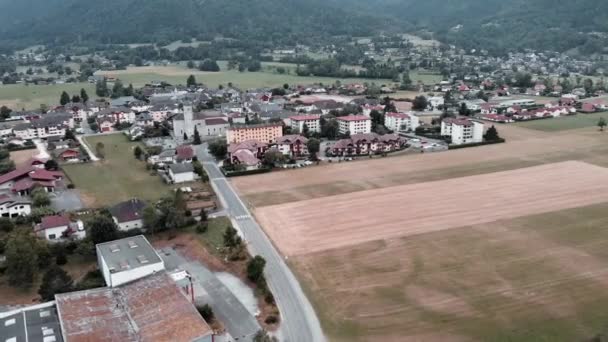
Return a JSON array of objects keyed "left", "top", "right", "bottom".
[
  {"left": 0, "top": 0, "right": 606, "bottom": 55},
  {"left": 0, "top": 0, "right": 387, "bottom": 50}
]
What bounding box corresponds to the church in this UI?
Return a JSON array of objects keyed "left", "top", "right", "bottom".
[{"left": 172, "top": 104, "right": 229, "bottom": 141}]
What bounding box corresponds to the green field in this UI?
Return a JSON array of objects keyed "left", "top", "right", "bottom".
[
  {"left": 0, "top": 82, "right": 96, "bottom": 110},
  {"left": 514, "top": 112, "right": 608, "bottom": 131},
  {"left": 192, "top": 216, "right": 232, "bottom": 257},
  {"left": 63, "top": 134, "right": 170, "bottom": 208}
]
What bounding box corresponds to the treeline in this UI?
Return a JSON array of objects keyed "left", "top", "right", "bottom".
[{"left": 296, "top": 59, "right": 401, "bottom": 80}]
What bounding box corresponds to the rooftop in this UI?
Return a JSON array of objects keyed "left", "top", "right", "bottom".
[
  {"left": 169, "top": 163, "right": 194, "bottom": 174},
  {"left": 109, "top": 198, "right": 147, "bottom": 223},
  {"left": 55, "top": 273, "right": 212, "bottom": 342},
  {"left": 336, "top": 115, "right": 371, "bottom": 122},
  {"left": 96, "top": 235, "right": 162, "bottom": 275},
  {"left": 0, "top": 302, "right": 63, "bottom": 342},
  {"left": 290, "top": 114, "right": 321, "bottom": 121},
  {"left": 228, "top": 123, "right": 282, "bottom": 130}
]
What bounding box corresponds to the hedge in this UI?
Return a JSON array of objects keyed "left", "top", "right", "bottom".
[
  {"left": 7, "top": 144, "right": 36, "bottom": 151},
  {"left": 221, "top": 167, "right": 272, "bottom": 177},
  {"left": 448, "top": 138, "right": 506, "bottom": 150}
]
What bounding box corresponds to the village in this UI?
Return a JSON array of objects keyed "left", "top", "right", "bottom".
[{"left": 0, "top": 37, "right": 608, "bottom": 342}]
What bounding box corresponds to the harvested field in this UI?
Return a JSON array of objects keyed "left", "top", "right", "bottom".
[
  {"left": 292, "top": 201, "right": 608, "bottom": 341},
  {"left": 256, "top": 161, "right": 608, "bottom": 256},
  {"left": 9, "top": 148, "right": 40, "bottom": 168},
  {"left": 234, "top": 127, "right": 608, "bottom": 207}
]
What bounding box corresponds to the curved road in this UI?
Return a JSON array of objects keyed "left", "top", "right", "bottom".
[{"left": 196, "top": 145, "right": 325, "bottom": 342}]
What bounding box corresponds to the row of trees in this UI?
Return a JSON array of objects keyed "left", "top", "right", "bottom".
[
  {"left": 95, "top": 79, "right": 134, "bottom": 98},
  {"left": 59, "top": 88, "right": 90, "bottom": 105}
]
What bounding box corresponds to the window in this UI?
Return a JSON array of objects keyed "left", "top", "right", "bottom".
[{"left": 48, "top": 234, "right": 56, "bottom": 240}]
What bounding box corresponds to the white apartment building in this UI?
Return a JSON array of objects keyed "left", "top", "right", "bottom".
[
  {"left": 441, "top": 118, "right": 484, "bottom": 145},
  {"left": 289, "top": 114, "right": 321, "bottom": 133},
  {"left": 385, "top": 112, "right": 420, "bottom": 132},
  {"left": 336, "top": 115, "right": 371, "bottom": 135},
  {"left": 13, "top": 113, "right": 74, "bottom": 139}
]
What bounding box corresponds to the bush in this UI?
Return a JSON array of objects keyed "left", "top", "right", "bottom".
[
  {"left": 55, "top": 252, "right": 68, "bottom": 265},
  {"left": 0, "top": 217, "right": 15, "bottom": 232},
  {"left": 264, "top": 315, "right": 279, "bottom": 324},
  {"left": 196, "top": 222, "right": 208, "bottom": 234},
  {"left": 448, "top": 138, "right": 506, "bottom": 150},
  {"left": 67, "top": 184, "right": 75, "bottom": 189},
  {"left": 197, "top": 304, "right": 214, "bottom": 322}
]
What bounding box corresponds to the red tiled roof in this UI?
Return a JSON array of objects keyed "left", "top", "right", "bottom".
[
  {"left": 205, "top": 117, "right": 228, "bottom": 125},
  {"left": 0, "top": 166, "right": 34, "bottom": 185},
  {"left": 289, "top": 114, "right": 320, "bottom": 121},
  {"left": 12, "top": 178, "right": 54, "bottom": 192},
  {"left": 336, "top": 115, "right": 370, "bottom": 122},
  {"left": 276, "top": 135, "right": 308, "bottom": 144},
  {"left": 29, "top": 169, "right": 63, "bottom": 181},
  {"left": 39, "top": 214, "right": 71, "bottom": 230},
  {"left": 228, "top": 140, "right": 268, "bottom": 153},
  {"left": 443, "top": 118, "right": 475, "bottom": 126},
  {"left": 385, "top": 112, "right": 411, "bottom": 119},
  {"left": 233, "top": 149, "right": 260, "bottom": 166},
  {"left": 176, "top": 145, "right": 194, "bottom": 160}
]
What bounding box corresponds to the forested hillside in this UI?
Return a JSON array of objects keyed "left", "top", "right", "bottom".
[{"left": 0, "top": 0, "right": 606, "bottom": 55}]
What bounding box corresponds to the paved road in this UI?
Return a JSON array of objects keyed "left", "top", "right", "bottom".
[
  {"left": 195, "top": 145, "right": 325, "bottom": 342},
  {"left": 160, "top": 247, "right": 260, "bottom": 341}
]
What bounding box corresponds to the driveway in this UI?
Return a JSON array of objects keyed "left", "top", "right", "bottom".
[
  {"left": 50, "top": 188, "right": 84, "bottom": 211},
  {"left": 159, "top": 247, "right": 260, "bottom": 341}
]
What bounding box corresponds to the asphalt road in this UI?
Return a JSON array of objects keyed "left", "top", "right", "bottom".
[
  {"left": 195, "top": 145, "right": 325, "bottom": 342},
  {"left": 159, "top": 247, "right": 260, "bottom": 341}
]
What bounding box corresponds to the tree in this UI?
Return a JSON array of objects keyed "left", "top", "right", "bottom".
[
  {"left": 198, "top": 59, "right": 220, "bottom": 72},
  {"left": 197, "top": 304, "right": 214, "bottom": 323},
  {"left": 183, "top": 132, "right": 188, "bottom": 141},
  {"left": 71, "top": 95, "right": 81, "bottom": 103},
  {"left": 0, "top": 105, "right": 12, "bottom": 119},
  {"left": 80, "top": 88, "right": 89, "bottom": 103},
  {"left": 208, "top": 139, "right": 228, "bottom": 159},
  {"left": 263, "top": 150, "right": 284, "bottom": 167},
  {"left": 44, "top": 159, "right": 58, "bottom": 171},
  {"left": 111, "top": 80, "right": 124, "bottom": 98},
  {"left": 60, "top": 91, "right": 70, "bottom": 105},
  {"left": 32, "top": 187, "right": 51, "bottom": 207},
  {"left": 0, "top": 217, "right": 14, "bottom": 232},
  {"left": 187, "top": 60, "right": 195, "bottom": 69},
  {"left": 369, "top": 110, "right": 385, "bottom": 132},
  {"left": 599, "top": 118, "right": 607, "bottom": 132},
  {"left": 320, "top": 118, "right": 339, "bottom": 140},
  {"left": 133, "top": 146, "right": 143, "bottom": 159},
  {"left": 247, "top": 255, "right": 267, "bottom": 284},
  {"left": 187, "top": 74, "right": 197, "bottom": 87},
  {"left": 193, "top": 126, "right": 202, "bottom": 145},
  {"left": 307, "top": 138, "right": 320, "bottom": 159},
  {"left": 88, "top": 215, "right": 118, "bottom": 244},
  {"left": 483, "top": 125, "right": 501, "bottom": 141},
  {"left": 95, "top": 142, "right": 105, "bottom": 159},
  {"left": 64, "top": 128, "right": 76, "bottom": 140},
  {"left": 142, "top": 205, "right": 158, "bottom": 231},
  {"left": 95, "top": 79, "right": 109, "bottom": 97},
  {"left": 412, "top": 96, "right": 428, "bottom": 111},
  {"left": 302, "top": 123, "right": 310, "bottom": 138},
  {"left": 38, "top": 265, "right": 73, "bottom": 301},
  {"left": 459, "top": 103, "right": 470, "bottom": 116},
  {"left": 223, "top": 225, "right": 242, "bottom": 249},
  {"left": 283, "top": 83, "right": 289, "bottom": 90},
  {"left": 253, "top": 330, "right": 278, "bottom": 342},
  {"left": 5, "top": 229, "right": 38, "bottom": 288}
]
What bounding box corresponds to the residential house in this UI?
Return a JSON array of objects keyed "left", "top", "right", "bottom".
[
  {"left": 52, "top": 148, "right": 81, "bottom": 163},
  {"left": 482, "top": 114, "right": 513, "bottom": 123},
  {"left": 169, "top": 163, "right": 196, "bottom": 183},
  {"left": 13, "top": 113, "right": 73, "bottom": 139},
  {"left": 289, "top": 114, "right": 321, "bottom": 133},
  {"left": 147, "top": 149, "right": 176, "bottom": 165},
  {"left": 330, "top": 133, "right": 403, "bottom": 156},
  {"left": 226, "top": 123, "right": 283, "bottom": 144},
  {"left": 0, "top": 194, "right": 31, "bottom": 217},
  {"left": 336, "top": 115, "right": 372, "bottom": 135},
  {"left": 0, "top": 167, "right": 63, "bottom": 195},
  {"left": 204, "top": 117, "right": 229, "bottom": 136},
  {"left": 96, "top": 115, "right": 116, "bottom": 132},
  {"left": 427, "top": 96, "right": 445, "bottom": 109},
  {"left": 385, "top": 112, "right": 420, "bottom": 132},
  {"left": 362, "top": 104, "right": 385, "bottom": 117},
  {"left": 135, "top": 112, "right": 154, "bottom": 127},
  {"left": 441, "top": 118, "right": 484, "bottom": 145},
  {"left": 175, "top": 145, "right": 194, "bottom": 163},
  {"left": 35, "top": 214, "right": 85, "bottom": 242},
  {"left": 228, "top": 140, "right": 269, "bottom": 170},
  {"left": 276, "top": 135, "right": 308, "bottom": 158},
  {"left": 109, "top": 198, "right": 147, "bottom": 231}
]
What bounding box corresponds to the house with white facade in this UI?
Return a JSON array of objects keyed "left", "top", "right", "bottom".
[
  {"left": 385, "top": 112, "right": 420, "bottom": 132},
  {"left": 13, "top": 113, "right": 73, "bottom": 139},
  {"left": 109, "top": 198, "right": 147, "bottom": 231},
  {"left": 276, "top": 135, "right": 309, "bottom": 158},
  {"left": 427, "top": 96, "right": 445, "bottom": 109},
  {"left": 169, "top": 163, "right": 196, "bottom": 183},
  {"left": 441, "top": 118, "right": 484, "bottom": 145},
  {"left": 35, "top": 214, "right": 85, "bottom": 242},
  {"left": 0, "top": 194, "right": 31, "bottom": 218},
  {"left": 289, "top": 114, "right": 321, "bottom": 133},
  {"left": 336, "top": 115, "right": 371, "bottom": 135}
]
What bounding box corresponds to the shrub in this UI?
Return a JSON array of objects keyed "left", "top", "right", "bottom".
[
  {"left": 196, "top": 222, "right": 208, "bottom": 234},
  {"left": 264, "top": 315, "right": 279, "bottom": 324},
  {"left": 197, "top": 304, "right": 214, "bottom": 323}
]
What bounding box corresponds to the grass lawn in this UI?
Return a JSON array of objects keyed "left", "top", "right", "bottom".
[
  {"left": 0, "top": 82, "right": 96, "bottom": 110},
  {"left": 62, "top": 134, "right": 170, "bottom": 208},
  {"left": 191, "top": 216, "right": 232, "bottom": 257},
  {"left": 514, "top": 112, "right": 608, "bottom": 131}
]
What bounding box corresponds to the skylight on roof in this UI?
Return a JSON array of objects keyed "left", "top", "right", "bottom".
[
  {"left": 39, "top": 310, "right": 50, "bottom": 318},
  {"left": 4, "top": 318, "right": 15, "bottom": 326},
  {"left": 128, "top": 240, "right": 138, "bottom": 248},
  {"left": 110, "top": 244, "right": 120, "bottom": 252},
  {"left": 137, "top": 255, "right": 149, "bottom": 264}
]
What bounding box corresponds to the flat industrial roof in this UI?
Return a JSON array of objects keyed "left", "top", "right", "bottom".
[
  {"left": 0, "top": 302, "right": 64, "bottom": 342},
  {"left": 55, "top": 273, "right": 212, "bottom": 342},
  {"left": 96, "top": 235, "right": 162, "bottom": 274}
]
